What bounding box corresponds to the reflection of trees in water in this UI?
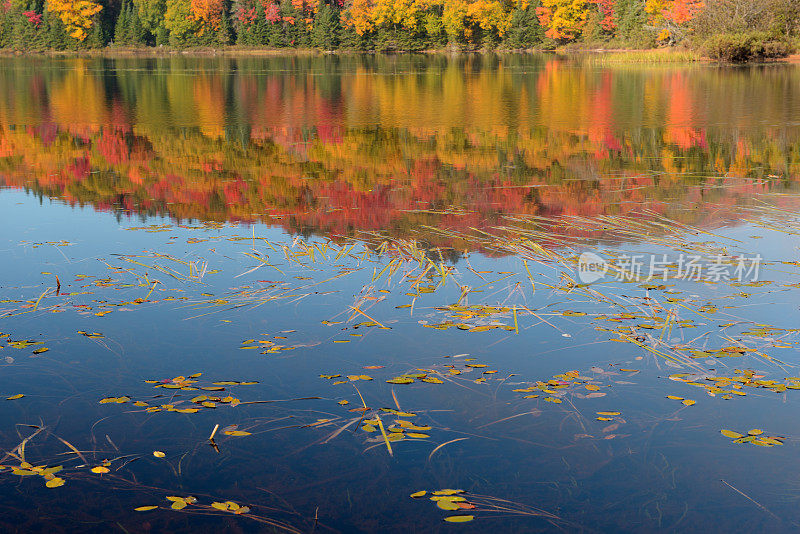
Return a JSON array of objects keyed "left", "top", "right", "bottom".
[
  {"left": 1, "top": 56, "right": 800, "bottom": 248},
  {"left": 2, "top": 122, "right": 797, "bottom": 251}
]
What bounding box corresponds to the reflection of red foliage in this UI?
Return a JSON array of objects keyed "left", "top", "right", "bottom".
[
  {"left": 67, "top": 154, "right": 91, "bottom": 180},
  {"left": 2, "top": 61, "right": 800, "bottom": 251},
  {"left": 2, "top": 120, "right": 797, "bottom": 252},
  {"left": 32, "top": 124, "right": 58, "bottom": 146},
  {"left": 98, "top": 130, "right": 129, "bottom": 165},
  {"left": 223, "top": 179, "right": 248, "bottom": 205}
]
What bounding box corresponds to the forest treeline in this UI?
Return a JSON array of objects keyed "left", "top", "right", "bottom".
[{"left": 0, "top": 0, "right": 799, "bottom": 58}]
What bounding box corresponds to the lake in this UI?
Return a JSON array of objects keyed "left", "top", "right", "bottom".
[{"left": 1, "top": 53, "right": 800, "bottom": 533}]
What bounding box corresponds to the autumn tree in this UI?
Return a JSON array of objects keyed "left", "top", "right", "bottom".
[
  {"left": 536, "top": 0, "right": 589, "bottom": 41},
  {"left": 593, "top": 0, "right": 614, "bottom": 31},
  {"left": 645, "top": 0, "right": 703, "bottom": 43},
  {"left": 441, "top": 0, "right": 466, "bottom": 42},
  {"left": 46, "top": 0, "right": 102, "bottom": 41},
  {"left": 466, "top": 0, "right": 513, "bottom": 46},
  {"left": 190, "top": 0, "right": 223, "bottom": 31},
  {"left": 164, "top": 0, "right": 204, "bottom": 44}
]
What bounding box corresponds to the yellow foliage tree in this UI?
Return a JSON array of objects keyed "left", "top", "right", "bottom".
[
  {"left": 47, "top": 0, "right": 103, "bottom": 41},
  {"left": 536, "top": 0, "right": 589, "bottom": 40},
  {"left": 347, "top": 0, "right": 375, "bottom": 34},
  {"left": 466, "top": 0, "right": 512, "bottom": 37},
  {"left": 441, "top": 0, "right": 467, "bottom": 40}
]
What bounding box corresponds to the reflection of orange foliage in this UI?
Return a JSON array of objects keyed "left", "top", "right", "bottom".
[
  {"left": 1, "top": 57, "right": 800, "bottom": 249},
  {"left": 193, "top": 74, "right": 226, "bottom": 138},
  {"left": 664, "top": 71, "right": 706, "bottom": 150},
  {"left": 2, "top": 121, "right": 797, "bottom": 250},
  {"left": 49, "top": 63, "right": 109, "bottom": 129}
]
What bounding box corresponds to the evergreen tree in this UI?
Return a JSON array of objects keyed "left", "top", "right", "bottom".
[
  {"left": 155, "top": 24, "right": 169, "bottom": 45},
  {"left": 86, "top": 14, "right": 108, "bottom": 47},
  {"left": 252, "top": 5, "right": 270, "bottom": 45},
  {"left": 218, "top": 6, "right": 234, "bottom": 44},
  {"left": 0, "top": 8, "right": 13, "bottom": 48},
  {"left": 614, "top": 0, "right": 650, "bottom": 46},
  {"left": 114, "top": 1, "right": 130, "bottom": 44},
  {"left": 505, "top": 2, "right": 544, "bottom": 48},
  {"left": 43, "top": 9, "right": 69, "bottom": 49},
  {"left": 12, "top": 3, "right": 43, "bottom": 50},
  {"left": 129, "top": 3, "right": 146, "bottom": 44},
  {"left": 277, "top": 0, "right": 299, "bottom": 46},
  {"left": 312, "top": 3, "right": 340, "bottom": 50}
]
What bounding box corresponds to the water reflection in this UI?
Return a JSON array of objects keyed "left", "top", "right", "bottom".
[{"left": 2, "top": 55, "right": 800, "bottom": 244}]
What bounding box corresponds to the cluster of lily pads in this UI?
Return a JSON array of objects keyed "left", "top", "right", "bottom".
[
  {"left": 421, "top": 304, "right": 520, "bottom": 332},
  {"left": 669, "top": 369, "right": 800, "bottom": 400},
  {"left": 720, "top": 429, "right": 785, "bottom": 447},
  {"left": 4, "top": 462, "right": 65, "bottom": 488},
  {"left": 510, "top": 367, "right": 638, "bottom": 403},
  {"left": 320, "top": 357, "right": 498, "bottom": 389},
  {"left": 239, "top": 337, "right": 297, "bottom": 354},
  {"left": 411, "top": 489, "right": 475, "bottom": 522},
  {"left": 363, "top": 413, "right": 432, "bottom": 441},
  {"left": 98, "top": 373, "right": 258, "bottom": 414},
  {"left": 135, "top": 495, "right": 251, "bottom": 514}
]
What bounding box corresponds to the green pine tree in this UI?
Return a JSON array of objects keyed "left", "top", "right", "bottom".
[
  {"left": 0, "top": 8, "right": 13, "bottom": 48},
  {"left": 43, "top": 9, "right": 69, "bottom": 49},
  {"left": 218, "top": 7, "right": 233, "bottom": 45},
  {"left": 129, "top": 4, "right": 146, "bottom": 44},
  {"left": 614, "top": 0, "right": 651, "bottom": 46},
  {"left": 155, "top": 24, "right": 169, "bottom": 45},
  {"left": 312, "top": 4, "right": 340, "bottom": 50},
  {"left": 253, "top": 6, "right": 271, "bottom": 45},
  {"left": 114, "top": 1, "right": 130, "bottom": 45},
  {"left": 12, "top": 3, "right": 42, "bottom": 50},
  {"left": 505, "top": 2, "right": 544, "bottom": 49},
  {"left": 276, "top": 0, "right": 299, "bottom": 46},
  {"left": 86, "top": 15, "right": 108, "bottom": 47}
]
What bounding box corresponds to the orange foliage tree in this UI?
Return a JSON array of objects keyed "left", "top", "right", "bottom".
[
  {"left": 190, "top": 0, "right": 224, "bottom": 30},
  {"left": 645, "top": 0, "right": 704, "bottom": 42}
]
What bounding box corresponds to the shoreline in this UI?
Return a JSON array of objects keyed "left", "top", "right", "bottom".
[
  {"left": 0, "top": 46, "right": 695, "bottom": 59},
  {"left": 0, "top": 46, "right": 797, "bottom": 63}
]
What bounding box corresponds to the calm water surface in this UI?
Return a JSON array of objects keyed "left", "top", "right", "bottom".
[{"left": 1, "top": 54, "right": 800, "bottom": 533}]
